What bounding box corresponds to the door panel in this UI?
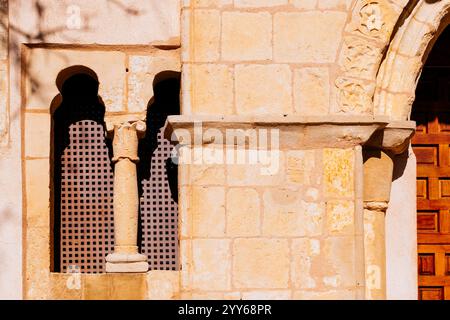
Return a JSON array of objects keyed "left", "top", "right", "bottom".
[{"left": 412, "top": 66, "right": 450, "bottom": 300}]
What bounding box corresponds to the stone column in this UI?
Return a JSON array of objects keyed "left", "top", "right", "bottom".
[
  {"left": 362, "top": 149, "right": 394, "bottom": 299},
  {"left": 105, "top": 120, "right": 149, "bottom": 273}
]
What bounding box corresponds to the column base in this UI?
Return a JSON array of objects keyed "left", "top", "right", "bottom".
[{"left": 105, "top": 252, "right": 149, "bottom": 273}]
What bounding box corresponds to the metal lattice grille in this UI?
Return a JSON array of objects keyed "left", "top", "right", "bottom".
[
  {"left": 140, "top": 120, "right": 179, "bottom": 270},
  {"left": 59, "top": 119, "right": 114, "bottom": 273}
]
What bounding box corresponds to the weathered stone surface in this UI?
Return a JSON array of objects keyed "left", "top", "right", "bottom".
[
  {"left": 189, "top": 163, "right": 226, "bottom": 185},
  {"left": 191, "top": 186, "right": 226, "bottom": 237},
  {"left": 191, "top": 239, "right": 231, "bottom": 291},
  {"left": 182, "top": 291, "right": 240, "bottom": 299},
  {"left": 49, "top": 273, "right": 82, "bottom": 300},
  {"left": 185, "top": 64, "right": 234, "bottom": 115},
  {"left": 110, "top": 274, "right": 148, "bottom": 299},
  {"left": 25, "top": 159, "right": 50, "bottom": 228},
  {"left": 227, "top": 150, "right": 285, "bottom": 186},
  {"left": 293, "top": 289, "right": 356, "bottom": 299},
  {"left": 242, "top": 290, "right": 291, "bottom": 300},
  {"left": 167, "top": 115, "right": 414, "bottom": 150},
  {"left": 294, "top": 68, "right": 330, "bottom": 116},
  {"left": 183, "top": 9, "right": 220, "bottom": 62},
  {"left": 233, "top": 238, "right": 289, "bottom": 289},
  {"left": 363, "top": 150, "right": 394, "bottom": 202},
  {"left": 0, "top": 61, "right": 8, "bottom": 145},
  {"left": 339, "top": 36, "right": 381, "bottom": 80},
  {"left": 291, "top": 238, "right": 321, "bottom": 289},
  {"left": 323, "top": 148, "right": 354, "bottom": 198},
  {"left": 226, "top": 188, "right": 260, "bottom": 236},
  {"left": 128, "top": 50, "right": 180, "bottom": 113},
  {"left": 83, "top": 275, "right": 111, "bottom": 300},
  {"left": 274, "top": 12, "right": 346, "bottom": 63},
  {"left": 326, "top": 200, "right": 355, "bottom": 235},
  {"left": 25, "top": 49, "right": 126, "bottom": 112},
  {"left": 188, "top": 0, "right": 233, "bottom": 7},
  {"left": 286, "top": 150, "right": 317, "bottom": 185},
  {"left": 235, "top": 0, "right": 287, "bottom": 8},
  {"left": 318, "top": 0, "right": 352, "bottom": 10},
  {"left": 263, "top": 189, "right": 323, "bottom": 237},
  {"left": 291, "top": 236, "right": 357, "bottom": 291},
  {"left": 24, "top": 113, "right": 51, "bottom": 158},
  {"left": 11, "top": 0, "right": 180, "bottom": 45},
  {"left": 221, "top": 12, "right": 272, "bottom": 61},
  {"left": 364, "top": 206, "right": 387, "bottom": 300},
  {"left": 290, "top": 0, "right": 316, "bottom": 9},
  {"left": 322, "top": 236, "right": 356, "bottom": 288},
  {"left": 25, "top": 226, "right": 50, "bottom": 299},
  {"left": 235, "top": 64, "right": 292, "bottom": 114}
]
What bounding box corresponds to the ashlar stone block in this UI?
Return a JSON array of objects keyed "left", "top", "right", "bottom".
[
  {"left": 294, "top": 68, "right": 330, "bottom": 116},
  {"left": 191, "top": 186, "right": 226, "bottom": 237},
  {"left": 191, "top": 239, "right": 231, "bottom": 291},
  {"left": 186, "top": 64, "right": 234, "bottom": 115},
  {"left": 323, "top": 148, "right": 355, "bottom": 198},
  {"left": 235, "top": 64, "right": 292, "bottom": 115},
  {"left": 274, "top": 12, "right": 346, "bottom": 63},
  {"left": 226, "top": 188, "right": 260, "bottom": 236},
  {"left": 221, "top": 12, "right": 272, "bottom": 61},
  {"left": 233, "top": 238, "right": 289, "bottom": 289},
  {"left": 263, "top": 188, "right": 323, "bottom": 237}
]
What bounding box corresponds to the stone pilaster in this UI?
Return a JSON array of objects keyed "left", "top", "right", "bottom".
[
  {"left": 105, "top": 120, "right": 149, "bottom": 273},
  {"left": 362, "top": 149, "right": 394, "bottom": 299}
]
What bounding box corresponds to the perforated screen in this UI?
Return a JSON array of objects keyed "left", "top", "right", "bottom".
[
  {"left": 139, "top": 118, "right": 179, "bottom": 271},
  {"left": 58, "top": 119, "right": 114, "bottom": 273}
]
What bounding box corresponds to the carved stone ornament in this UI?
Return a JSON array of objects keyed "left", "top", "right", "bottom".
[
  {"left": 342, "top": 37, "right": 378, "bottom": 79},
  {"left": 358, "top": 2, "right": 384, "bottom": 36},
  {"left": 335, "top": 77, "right": 373, "bottom": 114}
]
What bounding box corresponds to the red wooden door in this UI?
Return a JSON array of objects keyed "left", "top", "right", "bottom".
[{"left": 412, "top": 68, "right": 450, "bottom": 300}]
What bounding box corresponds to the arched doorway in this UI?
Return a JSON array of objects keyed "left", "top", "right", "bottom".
[{"left": 411, "top": 26, "right": 450, "bottom": 300}]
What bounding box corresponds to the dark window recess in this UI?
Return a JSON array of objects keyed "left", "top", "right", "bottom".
[
  {"left": 53, "top": 73, "right": 114, "bottom": 273},
  {"left": 138, "top": 75, "right": 180, "bottom": 271}
]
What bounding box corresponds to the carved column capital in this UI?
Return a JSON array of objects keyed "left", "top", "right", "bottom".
[
  {"left": 107, "top": 120, "right": 146, "bottom": 163},
  {"left": 105, "top": 119, "right": 148, "bottom": 273}
]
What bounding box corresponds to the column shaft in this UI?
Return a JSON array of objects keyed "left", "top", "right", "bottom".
[
  {"left": 105, "top": 121, "right": 148, "bottom": 273},
  {"left": 362, "top": 149, "right": 393, "bottom": 299},
  {"left": 113, "top": 158, "right": 139, "bottom": 250},
  {"left": 363, "top": 202, "right": 387, "bottom": 299}
]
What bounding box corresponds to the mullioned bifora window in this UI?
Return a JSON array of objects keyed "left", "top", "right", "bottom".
[
  {"left": 138, "top": 75, "right": 180, "bottom": 271},
  {"left": 53, "top": 73, "right": 114, "bottom": 273},
  {"left": 52, "top": 71, "right": 180, "bottom": 273}
]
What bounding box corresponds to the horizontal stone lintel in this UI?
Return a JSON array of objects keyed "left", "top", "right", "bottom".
[{"left": 165, "top": 115, "right": 416, "bottom": 154}]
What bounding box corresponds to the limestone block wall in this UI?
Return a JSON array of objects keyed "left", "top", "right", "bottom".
[
  {"left": 181, "top": 0, "right": 409, "bottom": 118},
  {"left": 22, "top": 46, "right": 180, "bottom": 299},
  {"left": 178, "top": 0, "right": 419, "bottom": 300},
  {"left": 0, "top": 0, "right": 435, "bottom": 299},
  {"left": 178, "top": 146, "right": 365, "bottom": 299},
  {"left": 0, "top": 0, "right": 181, "bottom": 299}
]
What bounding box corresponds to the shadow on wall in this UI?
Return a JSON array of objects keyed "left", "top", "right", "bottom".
[{"left": 0, "top": 207, "right": 14, "bottom": 291}]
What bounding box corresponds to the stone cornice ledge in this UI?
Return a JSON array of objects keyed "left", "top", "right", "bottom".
[{"left": 164, "top": 115, "right": 416, "bottom": 154}]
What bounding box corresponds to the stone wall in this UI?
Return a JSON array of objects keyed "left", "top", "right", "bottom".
[
  {"left": 0, "top": 0, "right": 436, "bottom": 299},
  {"left": 1, "top": 0, "right": 181, "bottom": 299},
  {"left": 178, "top": 0, "right": 418, "bottom": 300},
  {"left": 181, "top": 0, "right": 412, "bottom": 118},
  {"left": 177, "top": 146, "right": 365, "bottom": 299}
]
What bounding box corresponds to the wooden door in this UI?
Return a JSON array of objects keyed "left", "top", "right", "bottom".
[{"left": 412, "top": 67, "right": 450, "bottom": 300}]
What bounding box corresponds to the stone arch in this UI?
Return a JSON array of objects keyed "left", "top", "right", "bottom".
[
  {"left": 333, "top": 0, "right": 406, "bottom": 115},
  {"left": 50, "top": 65, "right": 100, "bottom": 114},
  {"left": 375, "top": 0, "right": 450, "bottom": 120}
]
